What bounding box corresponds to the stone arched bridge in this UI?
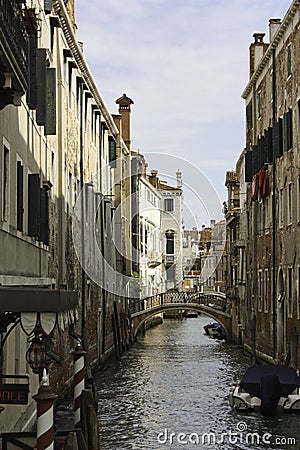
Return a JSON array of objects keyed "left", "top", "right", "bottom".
[{"left": 130, "top": 291, "right": 232, "bottom": 340}]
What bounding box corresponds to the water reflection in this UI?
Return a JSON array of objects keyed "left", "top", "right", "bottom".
[{"left": 95, "top": 316, "right": 299, "bottom": 450}]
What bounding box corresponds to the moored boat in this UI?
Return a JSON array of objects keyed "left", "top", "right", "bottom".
[
  {"left": 229, "top": 365, "right": 300, "bottom": 415},
  {"left": 203, "top": 322, "right": 226, "bottom": 340}
]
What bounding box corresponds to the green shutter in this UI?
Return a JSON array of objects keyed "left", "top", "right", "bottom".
[
  {"left": 246, "top": 102, "right": 253, "bottom": 129},
  {"left": 45, "top": 68, "right": 56, "bottom": 135},
  {"left": 245, "top": 151, "right": 253, "bottom": 182},
  {"left": 40, "top": 187, "right": 49, "bottom": 245},
  {"left": 36, "top": 49, "right": 47, "bottom": 125},
  {"left": 17, "top": 161, "right": 24, "bottom": 232},
  {"left": 28, "top": 174, "right": 40, "bottom": 238},
  {"left": 108, "top": 137, "right": 116, "bottom": 168},
  {"left": 283, "top": 112, "right": 288, "bottom": 152},
  {"left": 27, "top": 37, "right": 37, "bottom": 109}
]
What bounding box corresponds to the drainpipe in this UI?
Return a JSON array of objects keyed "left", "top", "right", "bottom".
[
  {"left": 272, "top": 48, "right": 277, "bottom": 360},
  {"left": 99, "top": 124, "right": 107, "bottom": 356},
  {"left": 251, "top": 83, "right": 258, "bottom": 362},
  {"left": 56, "top": 31, "right": 65, "bottom": 287},
  {"left": 79, "top": 85, "right": 86, "bottom": 349}
]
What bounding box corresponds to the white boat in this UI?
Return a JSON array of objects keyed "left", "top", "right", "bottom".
[{"left": 229, "top": 365, "right": 300, "bottom": 415}]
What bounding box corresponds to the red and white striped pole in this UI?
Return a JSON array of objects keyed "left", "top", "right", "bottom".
[
  {"left": 72, "top": 344, "right": 86, "bottom": 428},
  {"left": 33, "top": 369, "right": 58, "bottom": 450}
]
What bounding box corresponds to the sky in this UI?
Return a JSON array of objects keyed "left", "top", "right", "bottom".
[{"left": 75, "top": 0, "right": 293, "bottom": 227}]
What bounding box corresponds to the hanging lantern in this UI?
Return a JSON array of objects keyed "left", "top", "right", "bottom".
[{"left": 26, "top": 332, "right": 51, "bottom": 375}]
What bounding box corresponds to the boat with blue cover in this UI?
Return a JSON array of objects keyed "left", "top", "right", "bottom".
[{"left": 229, "top": 365, "right": 300, "bottom": 415}]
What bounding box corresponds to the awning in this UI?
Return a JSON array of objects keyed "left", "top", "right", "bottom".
[{"left": 0, "top": 287, "right": 78, "bottom": 313}]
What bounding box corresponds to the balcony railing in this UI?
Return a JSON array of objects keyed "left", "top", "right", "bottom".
[
  {"left": 165, "top": 254, "right": 175, "bottom": 265},
  {"left": 0, "top": 0, "right": 28, "bottom": 82}
]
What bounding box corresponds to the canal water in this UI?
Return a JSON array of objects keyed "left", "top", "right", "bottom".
[{"left": 94, "top": 315, "right": 300, "bottom": 450}]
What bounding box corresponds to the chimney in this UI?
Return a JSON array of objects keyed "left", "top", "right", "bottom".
[
  {"left": 249, "top": 33, "right": 269, "bottom": 78},
  {"left": 112, "top": 114, "right": 122, "bottom": 133},
  {"left": 210, "top": 219, "right": 216, "bottom": 229},
  {"left": 149, "top": 170, "right": 158, "bottom": 188},
  {"left": 115, "top": 93, "right": 134, "bottom": 150},
  {"left": 269, "top": 18, "right": 281, "bottom": 43},
  {"left": 176, "top": 170, "right": 183, "bottom": 189}
]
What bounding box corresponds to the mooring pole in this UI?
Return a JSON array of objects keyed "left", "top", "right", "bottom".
[
  {"left": 72, "top": 344, "right": 86, "bottom": 428},
  {"left": 33, "top": 369, "right": 58, "bottom": 450}
]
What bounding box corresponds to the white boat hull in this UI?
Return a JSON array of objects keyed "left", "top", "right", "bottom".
[{"left": 229, "top": 385, "right": 300, "bottom": 412}]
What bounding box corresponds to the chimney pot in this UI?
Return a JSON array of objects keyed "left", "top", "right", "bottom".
[{"left": 269, "top": 18, "right": 281, "bottom": 42}]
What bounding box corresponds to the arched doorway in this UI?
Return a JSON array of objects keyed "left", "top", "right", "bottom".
[{"left": 277, "top": 268, "right": 285, "bottom": 362}]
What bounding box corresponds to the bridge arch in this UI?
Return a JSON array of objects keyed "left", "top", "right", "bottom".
[{"left": 131, "top": 303, "right": 232, "bottom": 341}]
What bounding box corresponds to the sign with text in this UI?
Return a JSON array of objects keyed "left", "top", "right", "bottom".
[{"left": 0, "top": 383, "right": 29, "bottom": 405}]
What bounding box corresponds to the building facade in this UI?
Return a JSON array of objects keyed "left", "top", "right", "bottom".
[
  {"left": 158, "top": 171, "right": 184, "bottom": 292},
  {"left": 0, "top": 0, "right": 133, "bottom": 434},
  {"left": 227, "top": 0, "right": 300, "bottom": 366}
]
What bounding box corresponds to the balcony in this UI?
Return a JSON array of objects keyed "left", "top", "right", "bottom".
[
  {"left": 147, "top": 251, "right": 162, "bottom": 268},
  {"left": 165, "top": 254, "right": 175, "bottom": 266},
  {"left": 0, "top": 0, "right": 29, "bottom": 109}
]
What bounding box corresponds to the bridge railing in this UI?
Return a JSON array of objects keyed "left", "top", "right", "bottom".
[{"left": 129, "top": 291, "right": 227, "bottom": 314}]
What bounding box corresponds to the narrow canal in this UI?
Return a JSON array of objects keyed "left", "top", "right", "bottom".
[{"left": 95, "top": 315, "right": 299, "bottom": 450}]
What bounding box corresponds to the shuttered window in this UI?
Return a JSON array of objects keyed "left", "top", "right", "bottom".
[
  {"left": 283, "top": 109, "right": 293, "bottom": 151},
  {"left": 17, "top": 161, "right": 24, "bottom": 231},
  {"left": 287, "top": 44, "right": 292, "bottom": 78},
  {"left": 36, "top": 49, "right": 47, "bottom": 125},
  {"left": 108, "top": 137, "right": 117, "bottom": 168},
  {"left": 44, "top": 0, "right": 53, "bottom": 14},
  {"left": 40, "top": 186, "right": 49, "bottom": 245},
  {"left": 28, "top": 174, "right": 40, "bottom": 238},
  {"left": 45, "top": 68, "right": 56, "bottom": 135},
  {"left": 273, "top": 119, "right": 283, "bottom": 158},
  {"left": 252, "top": 145, "right": 259, "bottom": 175},
  {"left": 265, "top": 127, "right": 273, "bottom": 163},
  {"left": 245, "top": 151, "right": 253, "bottom": 182},
  {"left": 27, "top": 36, "right": 38, "bottom": 109},
  {"left": 246, "top": 101, "right": 253, "bottom": 129},
  {"left": 28, "top": 174, "right": 50, "bottom": 244}
]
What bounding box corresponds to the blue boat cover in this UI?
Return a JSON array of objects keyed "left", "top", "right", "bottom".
[{"left": 239, "top": 365, "right": 300, "bottom": 398}]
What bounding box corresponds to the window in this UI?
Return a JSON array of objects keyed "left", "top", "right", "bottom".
[
  {"left": 28, "top": 174, "right": 40, "bottom": 239},
  {"left": 270, "top": 69, "right": 273, "bottom": 103},
  {"left": 2, "top": 145, "right": 9, "bottom": 221},
  {"left": 271, "top": 268, "right": 274, "bottom": 314},
  {"left": 258, "top": 270, "right": 262, "bottom": 311},
  {"left": 288, "top": 182, "right": 293, "bottom": 224},
  {"left": 279, "top": 188, "right": 284, "bottom": 228},
  {"left": 69, "top": 172, "right": 72, "bottom": 210},
  {"left": 166, "top": 231, "right": 175, "bottom": 254},
  {"left": 16, "top": 161, "right": 24, "bottom": 231},
  {"left": 257, "top": 91, "right": 261, "bottom": 119},
  {"left": 68, "top": 63, "right": 72, "bottom": 109},
  {"left": 166, "top": 265, "right": 175, "bottom": 281},
  {"left": 287, "top": 267, "right": 293, "bottom": 317},
  {"left": 164, "top": 198, "right": 174, "bottom": 212},
  {"left": 283, "top": 108, "right": 293, "bottom": 151},
  {"left": 297, "top": 176, "right": 300, "bottom": 222},
  {"left": 264, "top": 197, "right": 269, "bottom": 233},
  {"left": 258, "top": 202, "right": 263, "bottom": 235},
  {"left": 287, "top": 44, "right": 292, "bottom": 78},
  {"left": 76, "top": 77, "right": 81, "bottom": 121},
  {"left": 264, "top": 269, "right": 269, "bottom": 312},
  {"left": 246, "top": 101, "right": 253, "bottom": 129},
  {"left": 298, "top": 266, "right": 300, "bottom": 319},
  {"left": 108, "top": 136, "right": 116, "bottom": 167}
]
